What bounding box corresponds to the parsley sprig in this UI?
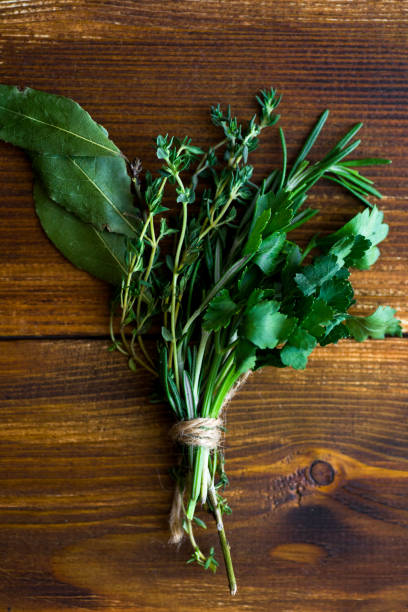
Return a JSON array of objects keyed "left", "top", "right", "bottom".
[{"left": 0, "top": 84, "right": 401, "bottom": 595}]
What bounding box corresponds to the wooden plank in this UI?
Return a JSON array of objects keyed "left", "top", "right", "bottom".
[
  {"left": 0, "top": 0, "right": 407, "bottom": 38},
  {"left": 0, "top": 1, "right": 406, "bottom": 609},
  {"left": 0, "top": 0, "right": 407, "bottom": 335},
  {"left": 0, "top": 337, "right": 407, "bottom": 610}
]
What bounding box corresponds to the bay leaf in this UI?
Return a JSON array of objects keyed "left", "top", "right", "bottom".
[
  {"left": 32, "top": 154, "right": 140, "bottom": 238},
  {"left": 34, "top": 181, "right": 128, "bottom": 285},
  {"left": 0, "top": 85, "right": 120, "bottom": 156}
]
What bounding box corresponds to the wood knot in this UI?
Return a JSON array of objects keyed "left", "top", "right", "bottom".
[{"left": 309, "top": 460, "right": 335, "bottom": 486}]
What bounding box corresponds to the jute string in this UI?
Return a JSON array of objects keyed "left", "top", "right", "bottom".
[{"left": 168, "top": 372, "right": 251, "bottom": 544}]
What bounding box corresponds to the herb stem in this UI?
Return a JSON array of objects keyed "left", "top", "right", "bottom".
[
  {"left": 109, "top": 308, "right": 128, "bottom": 356},
  {"left": 171, "top": 198, "right": 189, "bottom": 390},
  {"left": 119, "top": 251, "right": 157, "bottom": 376},
  {"left": 208, "top": 484, "right": 237, "bottom": 596},
  {"left": 198, "top": 193, "right": 235, "bottom": 242},
  {"left": 191, "top": 138, "right": 227, "bottom": 184},
  {"left": 193, "top": 329, "right": 211, "bottom": 399},
  {"left": 210, "top": 367, "right": 239, "bottom": 419},
  {"left": 136, "top": 214, "right": 157, "bottom": 368},
  {"left": 185, "top": 516, "right": 206, "bottom": 563},
  {"left": 187, "top": 349, "right": 223, "bottom": 520},
  {"left": 119, "top": 326, "right": 157, "bottom": 375},
  {"left": 212, "top": 352, "right": 235, "bottom": 399}
]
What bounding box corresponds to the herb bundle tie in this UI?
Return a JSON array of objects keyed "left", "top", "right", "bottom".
[
  {"left": 169, "top": 417, "right": 223, "bottom": 544},
  {"left": 170, "top": 417, "right": 224, "bottom": 450}
]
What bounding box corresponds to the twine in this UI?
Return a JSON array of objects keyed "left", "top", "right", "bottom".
[
  {"left": 170, "top": 416, "right": 223, "bottom": 450},
  {"left": 168, "top": 372, "right": 251, "bottom": 544},
  {"left": 168, "top": 416, "right": 222, "bottom": 544}
]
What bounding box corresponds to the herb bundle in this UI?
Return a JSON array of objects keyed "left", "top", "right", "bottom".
[{"left": 0, "top": 85, "right": 401, "bottom": 594}]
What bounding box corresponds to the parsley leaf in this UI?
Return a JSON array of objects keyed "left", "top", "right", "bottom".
[
  {"left": 253, "top": 232, "right": 287, "bottom": 276},
  {"left": 243, "top": 300, "right": 296, "bottom": 349},
  {"left": 301, "top": 298, "right": 334, "bottom": 339},
  {"left": 295, "top": 254, "right": 339, "bottom": 296},
  {"left": 346, "top": 306, "right": 402, "bottom": 341},
  {"left": 281, "top": 327, "right": 317, "bottom": 370},
  {"left": 319, "top": 278, "right": 355, "bottom": 312},
  {"left": 319, "top": 321, "right": 350, "bottom": 346},
  {"left": 203, "top": 289, "right": 239, "bottom": 331},
  {"left": 318, "top": 206, "right": 389, "bottom": 270}
]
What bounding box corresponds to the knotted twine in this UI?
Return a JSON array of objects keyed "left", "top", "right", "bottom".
[{"left": 168, "top": 372, "right": 251, "bottom": 544}]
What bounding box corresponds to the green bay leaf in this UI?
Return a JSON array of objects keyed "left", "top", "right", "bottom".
[
  {"left": 32, "top": 154, "right": 140, "bottom": 237},
  {"left": 0, "top": 85, "right": 120, "bottom": 156},
  {"left": 34, "top": 181, "right": 128, "bottom": 285}
]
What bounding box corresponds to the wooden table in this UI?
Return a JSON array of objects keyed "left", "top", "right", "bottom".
[{"left": 0, "top": 1, "right": 407, "bottom": 610}]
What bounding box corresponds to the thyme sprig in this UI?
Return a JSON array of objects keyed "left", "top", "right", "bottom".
[{"left": 0, "top": 84, "right": 401, "bottom": 595}]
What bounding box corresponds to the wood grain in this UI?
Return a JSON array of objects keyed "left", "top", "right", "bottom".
[
  {"left": 0, "top": 1, "right": 406, "bottom": 610},
  {"left": 0, "top": 339, "right": 407, "bottom": 610}
]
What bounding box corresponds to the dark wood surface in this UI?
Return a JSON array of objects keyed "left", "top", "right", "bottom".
[{"left": 0, "top": 2, "right": 407, "bottom": 610}]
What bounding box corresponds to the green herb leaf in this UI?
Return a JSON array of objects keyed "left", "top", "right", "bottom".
[
  {"left": 0, "top": 85, "right": 120, "bottom": 156},
  {"left": 234, "top": 339, "right": 257, "bottom": 375},
  {"left": 301, "top": 298, "right": 334, "bottom": 338},
  {"left": 244, "top": 300, "right": 296, "bottom": 349},
  {"left": 281, "top": 327, "right": 317, "bottom": 369},
  {"left": 34, "top": 181, "right": 128, "bottom": 285},
  {"left": 161, "top": 326, "right": 173, "bottom": 342},
  {"left": 243, "top": 209, "right": 271, "bottom": 255},
  {"left": 251, "top": 190, "right": 293, "bottom": 236},
  {"left": 203, "top": 289, "right": 239, "bottom": 331},
  {"left": 253, "top": 232, "right": 286, "bottom": 275},
  {"left": 193, "top": 516, "right": 207, "bottom": 529},
  {"left": 346, "top": 306, "right": 402, "bottom": 341},
  {"left": 288, "top": 109, "right": 329, "bottom": 180},
  {"left": 295, "top": 254, "right": 340, "bottom": 296},
  {"left": 32, "top": 154, "right": 139, "bottom": 237},
  {"left": 318, "top": 206, "right": 388, "bottom": 269},
  {"left": 319, "top": 278, "right": 354, "bottom": 312},
  {"left": 319, "top": 321, "right": 350, "bottom": 346}
]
